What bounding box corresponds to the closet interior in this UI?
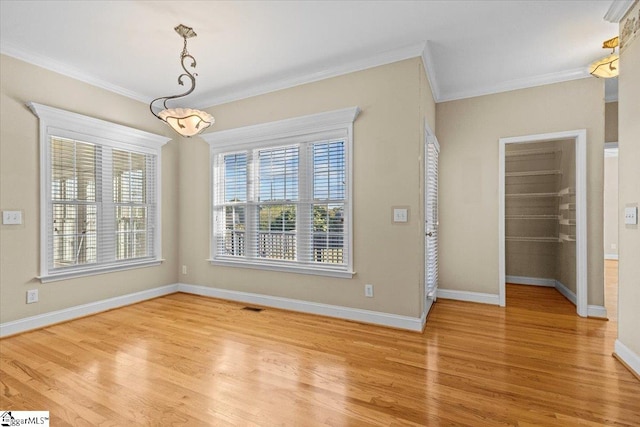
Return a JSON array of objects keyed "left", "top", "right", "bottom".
[{"left": 505, "top": 139, "right": 577, "bottom": 298}]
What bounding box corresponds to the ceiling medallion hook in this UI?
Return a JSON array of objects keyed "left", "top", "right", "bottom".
[{"left": 149, "top": 24, "right": 214, "bottom": 138}]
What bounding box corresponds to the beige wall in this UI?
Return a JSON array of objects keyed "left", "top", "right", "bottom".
[
  {"left": 436, "top": 78, "right": 605, "bottom": 305},
  {"left": 617, "top": 4, "right": 640, "bottom": 359},
  {"left": 0, "top": 55, "right": 179, "bottom": 323},
  {"left": 180, "top": 58, "right": 435, "bottom": 318},
  {"left": 605, "top": 101, "right": 618, "bottom": 143},
  {"left": 604, "top": 154, "right": 619, "bottom": 257}
]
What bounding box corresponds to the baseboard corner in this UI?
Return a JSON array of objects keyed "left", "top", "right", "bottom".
[
  {"left": 613, "top": 340, "right": 640, "bottom": 380},
  {"left": 0, "top": 284, "right": 179, "bottom": 338}
]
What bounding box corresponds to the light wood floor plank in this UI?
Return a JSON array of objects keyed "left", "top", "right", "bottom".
[{"left": 1, "top": 275, "right": 639, "bottom": 426}]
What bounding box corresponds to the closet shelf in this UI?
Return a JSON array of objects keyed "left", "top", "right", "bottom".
[
  {"left": 559, "top": 203, "right": 576, "bottom": 211},
  {"left": 505, "top": 170, "right": 562, "bottom": 177},
  {"left": 505, "top": 148, "right": 560, "bottom": 157},
  {"left": 506, "top": 192, "right": 560, "bottom": 198},
  {"left": 506, "top": 236, "right": 559, "bottom": 242},
  {"left": 558, "top": 187, "right": 575, "bottom": 196},
  {"left": 559, "top": 218, "right": 576, "bottom": 226},
  {"left": 559, "top": 233, "right": 576, "bottom": 242},
  {"left": 506, "top": 215, "right": 559, "bottom": 220}
]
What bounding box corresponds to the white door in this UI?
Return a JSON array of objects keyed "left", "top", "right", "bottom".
[{"left": 425, "top": 135, "right": 440, "bottom": 315}]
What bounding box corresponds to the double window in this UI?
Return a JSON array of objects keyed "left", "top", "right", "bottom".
[
  {"left": 30, "top": 103, "right": 168, "bottom": 282},
  {"left": 207, "top": 107, "right": 359, "bottom": 277}
]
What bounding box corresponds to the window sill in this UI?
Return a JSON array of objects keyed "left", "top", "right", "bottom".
[
  {"left": 207, "top": 258, "right": 355, "bottom": 279},
  {"left": 37, "top": 259, "right": 165, "bottom": 283}
]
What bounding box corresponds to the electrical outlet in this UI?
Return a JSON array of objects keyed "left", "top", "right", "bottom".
[
  {"left": 26, "top": 289, "right": 38, "bottom": 304},
  {"left": 365, "top": 284, "right": 374, "bottom": 298},
  {"left": 182, "top": 265, "right": 188, "bottom": 275}
]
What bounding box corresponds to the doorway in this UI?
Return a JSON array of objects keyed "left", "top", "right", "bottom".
[
  {"left": 603, "top": 143, "right": 618, "bottom": 320},
  {"left": 498, "top": 130, "right": 588, "bottom": 316}
]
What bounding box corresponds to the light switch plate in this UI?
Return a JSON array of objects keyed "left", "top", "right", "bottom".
[
  {"left": 393, "top": 208, "right": 408, "bottom": 223},
  {"left": 624, "top": 206, "right": 638, "bottom": 225},
  {"left": 2, "top": 210, "right": 23, "bottom": 225}
]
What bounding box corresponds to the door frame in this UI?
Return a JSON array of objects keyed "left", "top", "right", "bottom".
[
  {"left": 498, "top": 129, "right": 588, "bottom": 316},
  {"left": 423, "top": 120, "right": 440, "bottom": 319}
]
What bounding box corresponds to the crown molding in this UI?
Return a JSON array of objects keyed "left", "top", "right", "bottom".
[
  {"left": 1, "top": 40, "right": 149, "bottom": 104},
  {"left": 192, "top": 42, "right": 426, "bottom": 109},
  {"left": 420, "top": 41, "right": 441, "bottom": 102},
  {"left": 604, "top": 0, "right": 635, "bottom": 23},
  {"left": 438, "top": 67, "right": 592, "bottom": 102}
]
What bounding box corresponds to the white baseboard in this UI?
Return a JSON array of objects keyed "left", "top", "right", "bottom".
[
  {"left": 0, "top": 284, "right": 178, "bottom": 338},
  {"left": 436, "top": 289, "right": 500, "bottom": 305},
  {"left": 587, "top": 305, "right": 608, "bottom": 318},
  {"left": 178, "top": 283, "right": 424, "bottom": 331},
  {"left": 554, "top": 280, "right": 577, "bottom": 305},
  {"left": 614, "top": 339, "right": 640, "bottom": 378},
  {"left": 605, "top": 254, "right": 619, "bottom": 260},
  {"left": 506, "top": 275, "right": 556, "bottom": 287}
]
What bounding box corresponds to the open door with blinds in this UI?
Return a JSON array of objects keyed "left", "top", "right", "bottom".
[{"left": 425, "top": 133, "right": 440, "bottom": 317}]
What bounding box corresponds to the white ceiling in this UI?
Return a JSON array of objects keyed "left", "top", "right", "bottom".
[{"left": 0, "top": 1, "right": 619, "bottom": 108}]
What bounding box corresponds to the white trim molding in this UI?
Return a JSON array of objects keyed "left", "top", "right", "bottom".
[
  {"left": 1, "top": 40, "right": 150, "bottom": 104},
  {"left": 201, "top": 107, "right": 360, "bottom": 148},
  {"left": 614, "top": 339, "right": 640, "bottom": 378},
  {"left": 435, "top": 289, "right": 500, "bottom": 306},
  {"left": 439, "top": 67, "right": 590, "bottom": 103},
  {"left": 587, "top": 305, "right": 608, "bottom": 319},
  {"left": 506, "top": 276, "right": 556, "bottom": 287},
  {"left": 28, "top": 102, "right": 169, "bottom": 283},
  {"left": 604, "top": 0, "right": 635, "bottom": 23},
  {"left": 178, "top": 284, "right": 424, "bottom": 331},
  {"left": 420, "top": 41, "right": 441, "bottom": 102},
  {"left": 498, "top": 129, "right": 588, "bottom": 316},
  {"left": 555, "top": 280, "right": 577, "bottom": 305},
  {"left": 191, "top": 43, "right": 426, "bottom": 108},
  {"left": 605, "top": 253, "right": 619, "bottom": 260},
  {"left": 205, "top": 106, "right": 359, "bottom": 278},
  {"left": 0, "top": 284, "right": 178, "bottom": 338},
  {"left": 0, "top": 283, "right": 426, "bottom": 337}
]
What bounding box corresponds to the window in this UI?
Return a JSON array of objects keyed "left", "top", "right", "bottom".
[
  {"left": 205, "top": 107, "right": 359, "bottom": 278},
  {"left": 29, "top": 103, "right": 169, "bottom": 282}
]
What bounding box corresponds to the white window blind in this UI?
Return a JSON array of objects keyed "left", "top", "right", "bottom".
[
  {"left": 425, "top": 140, "right": 439, "bottom": 299},
  {"left": 207, "top": 106, "right": 359, "bottom": 278},
  {"left": 50, "top": 138, "right": 98, "bottom": 268},
  {"left": 30, "top": 102, "right": 169, "bottom": 282},
  {"left": 48, "top": 137, "right": 157, "bottom": 273}
]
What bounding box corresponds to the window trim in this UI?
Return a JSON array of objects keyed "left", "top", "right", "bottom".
[
  {"left": 28, "top": 102, "right": 170, "bottom": 283},
  {"left": 203, "top": 107, "right": 359, "bottom": 278}
]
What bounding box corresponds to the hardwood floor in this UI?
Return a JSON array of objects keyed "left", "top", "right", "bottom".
[{"left": 1, "top": 284, "right": 638, "bottom": 426}]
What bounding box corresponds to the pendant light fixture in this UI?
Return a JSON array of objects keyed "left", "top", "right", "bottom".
[
  {"left": 589, "top": 36, "right": 619, "bottom": 79},
  {"left": 150, "top": 24, "right": 214, "bottom": 137}
]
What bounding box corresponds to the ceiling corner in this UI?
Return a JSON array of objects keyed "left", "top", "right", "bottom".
[
  {"left": 421, "top": 41, "right": 441, "bottom": 103},
  {"left": 604, "top": 0, "right": 635, "bottom": 23}
]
